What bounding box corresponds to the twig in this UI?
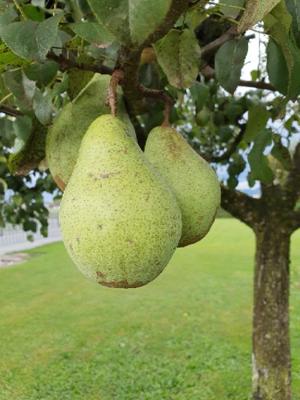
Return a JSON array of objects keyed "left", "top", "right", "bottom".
[
  {"left": 201, "top": 65, "right": 276, "bottom": 91},
  {"left": 208, "top": 125, "right": 246, "bottom": 162},
  {"left": 200, "top": 26, "right": 238, "bottom": 59},
  {"left": 107, "top": 70, "right": 124, "bottom": 116},
  {"left": 141, "top": 0, "right": 190, "bottom": 48},
  {"left": 0, "top": 93, "right": 13, "bottom": 105},
  {"left": 12, "top": 0, "right": 27, "bottom": 19},
  {"left": 238, "top": 79, "right": 275, "bottom": 91},
  {"left": 0, "top": 105, "right": 23, "bottom": 117},
  {"left": 47, "top": 52, "right": 113, "bottom": 75}
]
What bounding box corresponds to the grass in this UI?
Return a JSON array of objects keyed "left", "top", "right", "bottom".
[{"left": 0, "top": 219, "right": 300, "bottom": 400}]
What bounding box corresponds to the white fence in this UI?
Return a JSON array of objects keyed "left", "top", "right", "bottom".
[{"left": 0, "top": 215, "right": 61, "bottom": 253}]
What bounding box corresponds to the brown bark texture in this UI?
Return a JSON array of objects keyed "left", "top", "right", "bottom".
[{"left": 252, "top": 222, "right": 291, "bottom": 400}]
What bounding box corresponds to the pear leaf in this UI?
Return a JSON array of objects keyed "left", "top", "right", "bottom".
[
  {"left": 154, "top": 29, "right": 201, "bottom": 89},
  {"left": 248, "top": 129, "right": 274, "bottom": 183},
  {"left": 265, "top": 2, "right": 300, "bottom": 98},
  {"left": 244, "top": 105, "right": 270, "bottom": 143},
  {"left": 215, "top": 37, "right": 248, "bottom": 94},
  {"left": 70, "top": 21, "right": 115, "bottom": 45},
  {"left": 0, "top": 14, "right": 62, "bottom": 61},
  {"left": 220, "top": 0, "right": 245, "bottom": 19},
  {"left": 87, "top": 0, "right": 171, "bottom": 45},
  {"left": 238, "top": 0, "right": 281, "bottom": 33}
]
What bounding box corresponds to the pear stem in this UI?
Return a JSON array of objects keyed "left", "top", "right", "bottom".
[
  {"left": 162, "top": 101, "right": 172, "bottom": 127},
  {"left": 107, "top": 69, "right": 124, "bottom": 116}
]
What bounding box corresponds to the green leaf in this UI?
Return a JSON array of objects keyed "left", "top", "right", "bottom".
[
  {"left": 76, "top": 0, "right": 92, "bottom": 16},
  {"left": 185, "top": 2, "right": 207, "bottom": 29},
  {"left": 0, "top": 5, "right": 17, "bottom": 28},
  {"left": 0, "top": 118, "right": 15, "bottom": 146},
  {"left": 238, "top": 0, "right": 281, "bottom": 33},
  {"left": 67, "top": 68, "right": 94, "bottom": 100},
  {"left": 33, "top": 88, "right": 53, "bottom": 125},
  {"left": 87, "top": 0, "right": 172, "bottom": 45},
  {"left": 154, "top": 29, "right": 200, "bottom": 89},
  {"left": 24, "top": 61, "right": 58, "bottom": 86},
  {"left": 70, "top": 21, "right": 115, "bottom": 44},
  {"left": 23, "top": 219, "right": 37, "bottom": 233},
  {"left": 265, "top": 2, "right": 300, "bottom": 98},
  {"left": 8, "top": 118, "right": 47, "bottom": 175},
  {"left": 285, "top": 0, "right": 300, "bottom": 47},
  {"left": 227, "top": 153, "right": 246, "bottom": 189},
  {"left": 3, "top": 69, "right": 36, "bottom": 112},
  {"left": 266, "top": 39, "right": 289, "bottom": 95},
  {"left": 0, "top": 43, "right": 28, "bottom": 73},
  {"left": 215, "top": 38, "right": 248, "bottom": 94},
  {"left": 23, "top": 4, "right": 45, "bottom": 21},
  {"left": 190, "top": 82, "right": 210, "bottom": 112},
  {"left": 220, "top": 0, "right": 245, "bottom": 19},
  {"left": 244, "top": 104, "right": 270, "bottom": 142},
  {"left": 13, "top": 116, "right": 32, "bottom": 152},
  {"left": 248, "top": 129, "right": 274, "bottom": 183},
  {"left": 0, "top": 14, "right": 62, "bottom": 61}
]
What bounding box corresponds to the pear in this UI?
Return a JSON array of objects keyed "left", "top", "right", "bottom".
[
  {"left": 267, "top": 154, "right": 289, "bottom": 186},
  {"left": 144, "top": 126, "right": 220, "bottom": 247},
  {"left": 46, "top": 74, "right": 136, "bottom": 190},
  {"left": 59, "top": 115, "right": 182, "bottom": 288}
]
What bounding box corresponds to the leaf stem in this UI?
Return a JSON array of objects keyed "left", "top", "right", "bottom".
[
  {"left": 12, "top": 0, "right": 27, "bottom": 20},
  {"left": 0, "top": 93, "right": 13, "bottom": 105}
]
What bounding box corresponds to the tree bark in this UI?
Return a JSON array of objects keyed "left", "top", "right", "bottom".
[{"left": 252, "top": 222, "right": 291, "bottom": 400}]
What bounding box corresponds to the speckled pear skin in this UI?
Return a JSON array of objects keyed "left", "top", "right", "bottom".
[
  {"left": 59, "top": 115, "right": 182, "bottom": 288},
  {"left": 46, "top": 74, "right": 136, "bottom": 191},
  {"left": 144, "top": 126, "right": 220, "bottom": 247}
]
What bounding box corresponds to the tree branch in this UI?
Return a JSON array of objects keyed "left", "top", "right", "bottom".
[
  {"left": 207, "top": 124, "right": 246, "bottom": 163},
  {"left": 119, "top": 0, "right": 189, "bottom": 113},
  {"left": 200, "top": 26, "right": 238, "bottom": 59},
  {"left": 221, "top": 185, "right": 260, "bottom": 227},
  {"left": 0, "top": 105, "right": 23, "bottom": 117},
  {"left": 201, "top": 65, "right": 276, "bottom": 91},
  {"left": 47, "top": 52, "right": 113, "bottom": 75},
  {"left": 141, "top": 0, "right": 190, "bottom": 48},
  {"left": 238, "top": 79, "right": 276, "bottom": 91}
]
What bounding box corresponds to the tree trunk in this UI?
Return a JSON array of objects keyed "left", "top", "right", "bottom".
[{"left": 252, "top": 222, "right": 291, "bottom": 400}]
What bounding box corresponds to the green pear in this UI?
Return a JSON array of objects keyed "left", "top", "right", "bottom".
[
  {"left": 59, "top": 115, "right": 182, "bottom": 288},
  {"left": 267, "top": 154, "right": 289, "bottom": 186},
  {"left": 144, "top": 126, "right": 220, "bottom": 247},
  {"left": 46, "top": 74, "right": 136, "bottom": 190}
]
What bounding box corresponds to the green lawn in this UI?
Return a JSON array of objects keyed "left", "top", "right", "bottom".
[{"left": 0, "top": 219, "right": 300, "bottom": 400}]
